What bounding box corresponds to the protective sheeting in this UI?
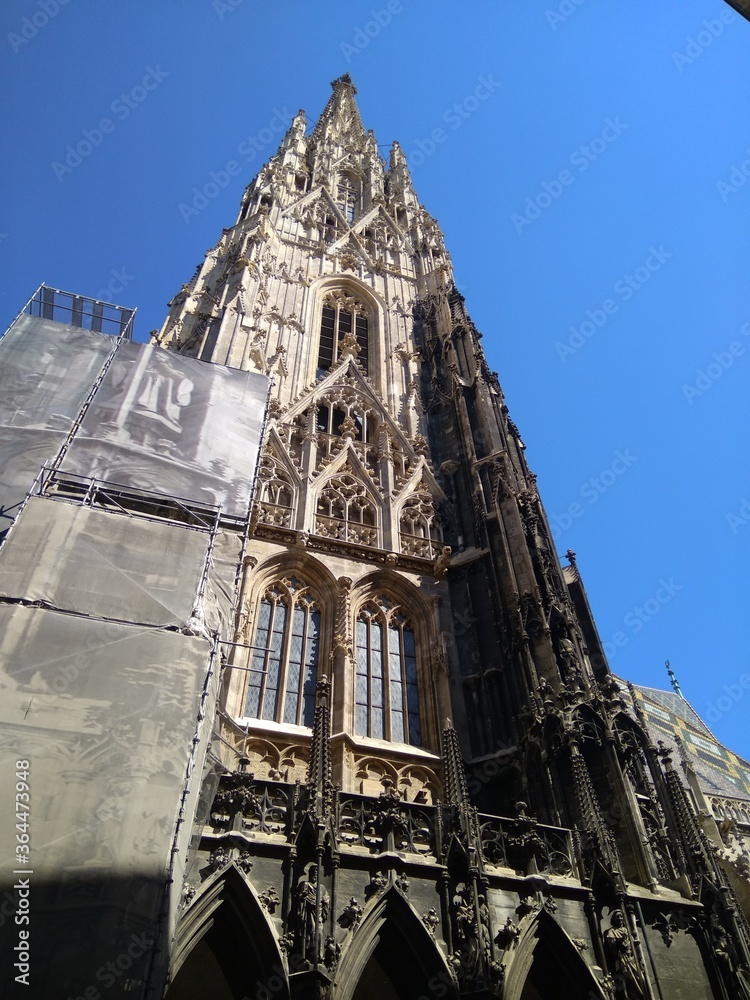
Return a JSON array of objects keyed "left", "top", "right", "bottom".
[
  {"left": 0, "top": 605, "right": 213, "bottom": 999},
  {"left": 0, "top": 314, "right": 114, "bottom": 524},
  {"left": 0, "top": 301, "right": 263, "bottom": 995},
  {"left": 204, "top": 528, "right": 244, "bottom": 639},
  {"left": 0, "top": 496, "right": 211, "bottom": 627},
  {"left": 60, "top": 340, "right": 269, "bottom": 517}
]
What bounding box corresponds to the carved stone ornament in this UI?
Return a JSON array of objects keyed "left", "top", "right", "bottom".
[
  {"left": 206, "top": 845, "right": 231, "bottom": 873},
  {"left": 237, "top": 851, "right": 254, "bottom": 875},
  {"left": 652, "top": 910, "right": 678, "bottom": 947},
  {"left": 365, "top": 871, "right": 388, "bottom": 901},
  {"left": 495, "top": 916, "right": 521, "bottom": 951},
  {"left": 324, "top": 935, "right": 341, "bottom": 972},
  {"left": 339, "top": 896, "right": 363, "bottom": 930},
  {"left": 259, "top": 886, "right": 280, "bottom": 913},
  {"left": 422, "top": 907, "right": 439, "bottom": 935},
  {"left": 394, "top": 872, "right": 410, "bottom": 894}
]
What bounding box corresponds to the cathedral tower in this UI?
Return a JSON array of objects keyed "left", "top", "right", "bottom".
[{"left": 157, "top": 77, "right": 750, "bottom": 1000}]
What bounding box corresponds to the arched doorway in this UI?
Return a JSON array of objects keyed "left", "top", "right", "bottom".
[
  {"left": 505, "top": 911, "right": 606, "bottom": 1000},
  {"left": 337, "top": 888, "right": 457, "bottom": 1000},
  {"left": 166, "top": 865, "right": 288, "bottom": 1000}
]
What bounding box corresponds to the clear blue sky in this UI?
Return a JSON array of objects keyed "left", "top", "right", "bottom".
[{"left": 1, "top": 1, "right": 749, "bottom": 757}]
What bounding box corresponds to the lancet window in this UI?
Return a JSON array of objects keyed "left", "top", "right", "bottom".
[
  {"left": 399, "top": 491, "right": 444, "bottom": 559},
  {"left": 317, "top": 290, "right": 369, "bottom": 375},
  {"left": 245, "top": 579, "right": 320, "bottom": 728},
  {"left": 355, "top": 597, "right": 421, "bottom": 746},
  {"left": 336, "top": 174, "right": 359, "bottom": 223},
  {"left": 315, "top": 472, "right": 378, "bottom": 546}
]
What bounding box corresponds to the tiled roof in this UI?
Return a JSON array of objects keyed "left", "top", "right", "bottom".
[{"left": 616, "top": 678, "right": 750, "bottom": 803}]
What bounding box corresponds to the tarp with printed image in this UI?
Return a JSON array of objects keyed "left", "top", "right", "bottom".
[{"left": 59, "top": 340, "right": 269, "bottom": 518}]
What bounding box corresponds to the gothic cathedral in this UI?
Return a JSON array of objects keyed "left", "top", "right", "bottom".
[{"left": 154, "top": 76, "right": 750, "bottom": 1000}]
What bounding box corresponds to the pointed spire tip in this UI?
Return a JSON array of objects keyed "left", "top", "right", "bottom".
[{"left": 331, "top": 73, "right": 357, "bottom": 93}]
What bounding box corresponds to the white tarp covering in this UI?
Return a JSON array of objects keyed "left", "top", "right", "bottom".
[
  {"left": 0, "top": 496, "right": 211, "bottom": 627},
  {"left": 204, "top": 528, "right": 244, "bottom": 639},
  {"left": 60, "top": 341, "right": 269, "bottom": 518},
  {"left": 0, "top": 605, "right": 213, "bottom": 999},
  {"left": 0, "top": 301, "right": 268, "bottom": 995},
  {"left": 0, "top": 315, "right": 114, "bottom": 526}
]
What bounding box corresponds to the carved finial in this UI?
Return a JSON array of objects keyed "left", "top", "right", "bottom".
[
  {"left": 441, "top": 723, "right": 471, "bottom": 810},
  {"left": 332, "top": 72, "right": 356, "bottom": 93},
  {"left": 306, "top": 675, "right": 333, "bottom": 818}
]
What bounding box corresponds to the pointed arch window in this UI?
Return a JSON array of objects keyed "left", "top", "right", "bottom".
[
  {"left": 400, "top": 491, "right": 444, "bottom": 559},
  {"left": 336, "top": 174, "right": 359, "bottom": 224},
  {"left": 316, "top": 471, "right": 378, "bottom": 547},
  {"left": 245, "top": 579, "right": 320, "bottom": 727},
  {"left": 255, "top": 453, "right": 296, "bottom": 528},
  {"left": 317, "top": 290, "right": 369, "bottom": 376},
  {"left": 355, "top": 597, "right": 421, "bottom": 746}
]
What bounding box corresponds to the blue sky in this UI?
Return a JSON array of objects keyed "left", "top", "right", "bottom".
[{"left": 1, "top": 1, "right": 749, "bottom": 758}]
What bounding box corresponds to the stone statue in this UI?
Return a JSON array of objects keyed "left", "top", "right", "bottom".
[
  {"left": 603, "top": 910, "right": 646, "bottom": 999},
  {"left": 296, "top": 866, "right": 329, "bottom": 964},
  {"left": 453, "top": 884, "right": 481, "bottom": 981}
]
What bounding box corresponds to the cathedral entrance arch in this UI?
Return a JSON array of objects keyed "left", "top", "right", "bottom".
[
  {"left": 165, "top": 864, "right": 289, "bottom": 1000},
  {"left": 336, "top": 887, "right": 457, "bottom": 1000},
  {"left": 504, "top": 910, "right": 606, "bottom": 1000}
]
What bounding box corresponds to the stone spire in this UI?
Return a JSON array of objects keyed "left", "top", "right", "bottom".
[{"left": 312, "top": 73, "right": 367, "bottom": 149}]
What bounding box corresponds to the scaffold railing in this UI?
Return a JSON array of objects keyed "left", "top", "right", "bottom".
[
  {"left": 37, "top": 467, "right": 249, "bottom": 533},
  {"left": 20, "top": 284, "right": 136, "bottom": 339}
]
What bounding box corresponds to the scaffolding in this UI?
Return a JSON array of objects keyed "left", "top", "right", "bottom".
[
  {"left": 22, "top": 283, "right": 136, "bottom": 339},
  {"left": 0, "top": 285, "right": 270, "bottom": 999}
]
